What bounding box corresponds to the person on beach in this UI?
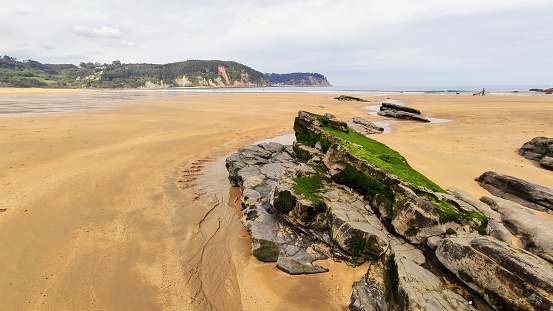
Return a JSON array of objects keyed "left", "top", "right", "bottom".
[{"left": 481, "top": 88, "right": 485, "bottom": 96}]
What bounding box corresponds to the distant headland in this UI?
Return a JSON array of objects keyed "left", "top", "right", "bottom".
[{"left": 0, "top": 55, "right": 330, "bottom": 89}]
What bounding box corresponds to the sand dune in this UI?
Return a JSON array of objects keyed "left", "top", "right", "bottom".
[{"left": 0, "top": 90, "right": 552, "bottom": 310}]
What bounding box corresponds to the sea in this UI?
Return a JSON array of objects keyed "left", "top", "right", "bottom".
[{"left": 0, "top": 85, "right": 550, "bottom": 116}]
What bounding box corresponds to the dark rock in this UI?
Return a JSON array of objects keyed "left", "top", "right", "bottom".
[
  {"left": 334, "top": 95, "right": 370, "bottom": 102},
  {"left": 276, "top": 257, "right": 329, "bottom": 275},
  {"left": 377, "top": 109, "right": 430, "bottom": 122},
  {"left": 517, "top": 136, "right": 553, "bottom": 163},
  {"left": 539, "top": 156, "right": 553, "bottom": 170},
  {"left": 381, "top": 102, "right": 421, "bottom": 115},
  {"left": 436, "top": 235, "right": 553, "bottom": 311},
  {"left": 475, "top": 171, "right": 553, "bottom": 214},
  {"left": 480, "top": 195, "right": 553, "bottom": 263}
]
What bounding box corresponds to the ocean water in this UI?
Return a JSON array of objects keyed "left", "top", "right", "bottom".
[
  {"left": 0, "top": 85, "right": 550, "bottom": 116},
  {"left": 164, "top": 84, "right": 552, "bottom": 96}
]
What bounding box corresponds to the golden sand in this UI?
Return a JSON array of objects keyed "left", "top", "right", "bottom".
[{"left": 0, "top": 90, "right": 552, "bottom": 310}]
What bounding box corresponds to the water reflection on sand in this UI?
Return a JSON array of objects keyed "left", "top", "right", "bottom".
[{"left": 0, "top": 90, "right": 184, "bottom": 116}]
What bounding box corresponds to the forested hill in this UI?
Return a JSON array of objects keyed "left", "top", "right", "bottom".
[
  {"left": 264, "top": 72, "right": 331, "bottom": 86},
  {"left": 0, "top": 56, "right": 269, "bottom": 88}
]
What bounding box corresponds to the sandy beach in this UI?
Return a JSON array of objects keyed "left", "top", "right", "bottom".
[{"left": 1, "top": 90, "right": 552, "bottom": 310}]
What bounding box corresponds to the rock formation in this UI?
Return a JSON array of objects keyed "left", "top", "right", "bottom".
[
  {"left": 480, "top": 195, "right": 553, "bottom": 263},
  {"left": 334, "top": 95, "right": 371, "bottom": 102},
  {"left": 226, "top": 111, "right": 553, "bottom": 310},
  {"left": 377, "top": 102, "right": 430, "bottom": 122},
  {"left": 475, "top": 171, "right": 553, "bottom": 214},
  {"left": 436, "top": 236, "right": 553, "bottom": 311},
  {"left": 517, "top": 137, "right": 553, "bottom": 171}
]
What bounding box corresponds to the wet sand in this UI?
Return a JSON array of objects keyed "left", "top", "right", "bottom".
[
  {"left": 1, "top": 90, "right": 552, "bottom": 310},
  {"left": 0, "top": 91, "right": 367, "bottom": 311}
]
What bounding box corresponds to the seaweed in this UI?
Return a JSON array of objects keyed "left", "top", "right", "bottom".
[
  {"left": 293, "top": 143, "right": 313, "bottom": 162},
  {"left": 333, "top": 163, "right": 394, "bottom": 204},
  {"left": 334, "top": 95, "right": 369, "bottom": 102},
  {"left": 381, "top": 102, "right": 421, "bottom": 115},
  {"left": 434, "top": 199, "right": 488, "bottom": 235},
  {"left": 292, "top": 174, "right": 327, "bottom": 211},
  {"left": 321, "top": 126, "right": 445, "bottom": 192},
  {"left": 273, "top": 190, "right": 296, "bottom": 213},
  {"left": 345, "top": 234, "right": 383, "bottom": 259}
]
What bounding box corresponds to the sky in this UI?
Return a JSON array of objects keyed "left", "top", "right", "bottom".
[{"left": 2, "top": 0, "right": 553, "bottom": 86}]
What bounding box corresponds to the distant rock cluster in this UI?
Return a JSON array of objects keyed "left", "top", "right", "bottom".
[
  {"left": 377, "top": 102, "right": 430, "bottom": 122},
  {"left": 529, "top": 88, "right": 553, "bottom": 94},
  {"left": 226, "top": 111, "right": 553, "bottom": 310}
]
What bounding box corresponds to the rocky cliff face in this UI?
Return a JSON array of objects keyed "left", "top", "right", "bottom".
[
  {"left": 226, "top": 111, "right": 553, "bottom": 310},
  {"left": 175, "top": 65, "right": 267, "bottom": 87}
]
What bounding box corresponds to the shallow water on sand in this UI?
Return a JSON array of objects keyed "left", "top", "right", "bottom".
[{"left": 0, "top": 90, "right": 182, "bottom": 116}]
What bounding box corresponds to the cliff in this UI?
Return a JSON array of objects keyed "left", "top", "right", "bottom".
[{"left": 265, "top": 72, "right": 331, "bottom": 86}]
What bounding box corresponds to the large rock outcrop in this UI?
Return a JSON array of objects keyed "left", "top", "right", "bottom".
[
  {"left": 226, "top": 142, "right": 331, "bottom": 274},
  {"left": 436, "top": 236, "right": 553, "bottom": 311},
  {"left": 475, "top": 171, "right": 553, "bottom": 214},
  {"left": 225, "top": 111, "right": 553, "bottom": 310},
  {"left": 292, "top": 112, "right": 486, "bottom": 244}
]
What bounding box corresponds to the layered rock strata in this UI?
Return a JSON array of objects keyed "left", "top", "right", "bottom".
[
  {"left": 475, "top": 171, "right": 553, "bottom": 214},
  {"left": 436, "top": 236, "right": 553, "bottom": 311}
]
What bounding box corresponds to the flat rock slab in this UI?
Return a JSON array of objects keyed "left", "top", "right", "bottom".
[
  {"left": 475, "top": 171, "right": 553, "bottom": 214},
  {"left": 481, "top": 195, "right": 553, "bottom": 263},
  {"left": 377, "top": 109, "right": 430, "bottom": 122}
]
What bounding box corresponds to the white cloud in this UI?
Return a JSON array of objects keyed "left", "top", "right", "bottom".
[
  {"left": 14, "top": 9, "right": 32, "bottom": 16},
  {"left": 73, "top": 26, "right": 121, "bottom": 38},
  {"left": 121, "top": 40, "right": 136, "bottom": 47},
  {"left": 1, "top": 0, "right": 552, "bottom": 85}
]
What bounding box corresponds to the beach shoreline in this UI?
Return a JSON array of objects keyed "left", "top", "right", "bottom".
[{"left": 1, "top": 91, "right": 552, "bottom": 310}]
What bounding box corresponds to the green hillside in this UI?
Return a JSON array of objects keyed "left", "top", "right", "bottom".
[
  {"left": 0, "top": 56, "right": 269, "bottom": 88},
  {"left": 265, "top": 72, "right": 331, "bottom": 86}
]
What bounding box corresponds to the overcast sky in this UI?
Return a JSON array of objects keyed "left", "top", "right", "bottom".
[{"left": 2, "top": 0, "right": 552, "bottom": 86}]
